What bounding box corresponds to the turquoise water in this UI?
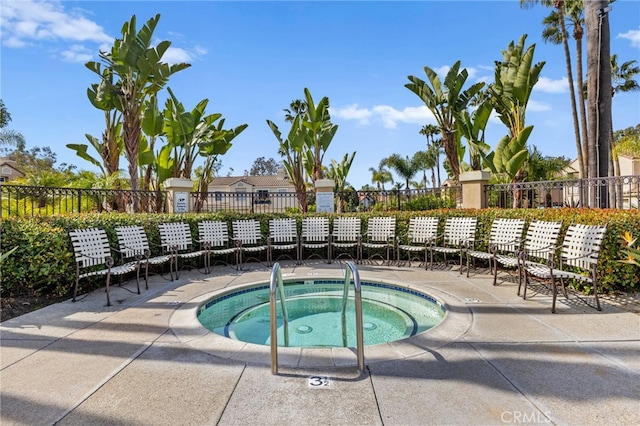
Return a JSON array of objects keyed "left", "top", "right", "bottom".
[{"left": 197, "top": 280, "right": 446, "bottom": 347}]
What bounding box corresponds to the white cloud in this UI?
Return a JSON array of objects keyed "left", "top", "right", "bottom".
[
  {"left": 527, "top": 100, "right": 552, "bottom": 112},
  {"left": 433, "top": 65, "right": 450, "bottom": 77},
  {"left": 332, "top": 104, "right": 435, "bottom": 129},
  {"left": 1, "top": 1, "right": 206, "bottom": 64},
  {"left": 1, "top": 0, "right": 112, "bottom": 46},
  {"left": 331, "top": 104, "right": 372, "bottom": 125},
  {"left": 163, "top": 47, "right": 193, "bottom": 64},
  {"left": 534, "top": 76, "right": 569, "bottom": 94},
  {"left": 60, "top": 44, "right": 93, "bottom": 63},
  {"left": 619, "top": 27, "right": 640, "bottom": 48}
]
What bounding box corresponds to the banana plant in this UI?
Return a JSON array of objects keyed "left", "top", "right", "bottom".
[
  {"left": 85, "top": 14, "right": 190, "bottom": 194},
  {"left": 139, "top": 95, "right": 163, "bottom": 193},
  {"left": 406, "top": 61, "right": 485, "bottom": 180},
  {"left": 457, "top": 100, "right": 493, "bottom": 171},
  {"left": 485, "top": 34, "right": 545, "bottom": 206},
  {"left": 267, "top": 115, "right": 309, "bottom": 212},
  {"left": 159, "top": 87, "right": 218, "bottom": 182},
  {"left": 192, "top": 119, "right": 247, "bottom": 212},
  {"left": 300, "top": 88, "right": 339, "bottom": 186},
  {"left": 326, "top": 152, "right": 356, "bottom": 213},
  {"left": 67, "top": 69, "right": 122, "bottom": 178}
]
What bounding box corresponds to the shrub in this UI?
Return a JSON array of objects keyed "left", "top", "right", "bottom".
[{"left": 1, "top": 208, "right": 638, "bottom": 300}]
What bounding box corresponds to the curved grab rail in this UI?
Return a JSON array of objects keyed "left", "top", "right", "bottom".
[
  {"left": 342, "top": 261, "right": 365, "bottom": 372},
  {"left": 269, "top": 261, "right": 365, "bottom": 374},
  {"left": 269, "top": 263, "right": 289, "bottom": 374}
]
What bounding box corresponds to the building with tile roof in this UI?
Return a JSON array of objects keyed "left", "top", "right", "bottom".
[{"left": 204, "top": 171, "right": 299, "bottom": 213}]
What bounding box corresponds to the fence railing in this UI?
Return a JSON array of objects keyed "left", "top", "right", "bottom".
[
  {"left": 192, "top": 186, "right": 461, "bottom": 213},
  {"left": 486, "top": 175, "right": 640, "bottom": 210},
  {"left": 13, "top": 175, "right": 640, "bottom": 217},
  {"left": 0, "top": 184, "right": 167, "bottom": 217}
]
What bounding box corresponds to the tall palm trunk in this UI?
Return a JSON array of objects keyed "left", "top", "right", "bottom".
[
  {"left": 574, "top": 21, "right": 590, "bottom": 178},
  {"left": 556, "top": 2, "right": 585, "bottom": 178},
  {"left": 585, "top": 0, "right": 613, "bottom": 207},
  {"left": 442, "top": 132, "right": 459, "bottom": 180},
  {"left": 122, "top": 101, "right": 141, "bottom": 211}
]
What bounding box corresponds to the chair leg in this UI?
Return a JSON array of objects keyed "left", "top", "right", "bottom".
[
  {"left": 105, "top": 272, "right": 112, "bottom": 307},
  {"left": 73, "top": 275, "right": 80, "bottom": 302},
  {"left": 592, "top": 268, "right": 601, "bottom": 311},
  {"left": 134, "top": 264, "right": 141, "bottom": 295},
  {"left": 551, "top": 274, "right": 557, "bottom": 313},
  {"left": 493, "top": 260, "right": 499, "bottom": 286},
  {"left": 144, "top": 262, "right": 150, "bottom": 290},
  {"left": 466, "top": 255, "right": 471, "bottom": 278}
]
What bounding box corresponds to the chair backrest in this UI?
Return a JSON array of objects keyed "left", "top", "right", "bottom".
[
  {"left": 523, "top": 220, "right": 563, "bottom": 258},
  {"left": 69, "top": 228, "right": 111, "bottom": 268},
  {"left": 269, "top": 218, "right": 297, "bottom": 243},
  {"left": 158, "top": 222, "right": 193, "bottom": 252},
  {"left": 406, "top": 217, "right": 439, "bottom": 244},
  {"left": 561, "top": 224, "right": 607, "bottom": 268},
  {"left": 443, "top": 217, "right": 477, "bottom": 246},
  {"left": 198, "top": 221, "right": 231, "bottom": 248},
  {"left": 489, "top": 218, "right": 526, "bottom": 253},
  {"left": 232, "top": 219, "right": 263, "bottom": 245},
  {"left": 332, "top": 217, "right": 361, "bottom": 242},
  {"left": 301, "top": 217, "right": 330, "bottom": 243},
  {"left": 366, "top": 217, "right": 396, "bottom": 242},
  {"left": 115, "top": 225, "right": 149, "bottom": 260}
]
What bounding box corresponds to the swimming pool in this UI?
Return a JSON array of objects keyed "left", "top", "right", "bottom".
[{"left": 197, "top": 279, "right": 446, "bottom": 347}]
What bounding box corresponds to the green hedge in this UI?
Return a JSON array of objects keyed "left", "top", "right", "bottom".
[{"left": 1, "top": 208, "right": 638, "bottom": 299}]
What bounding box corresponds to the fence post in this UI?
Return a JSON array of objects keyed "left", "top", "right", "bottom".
[
  {"left": 315, "top": 179, "right": 335, "bottom": 213},
  {"left": 459, "top": 171, "right": 491, "bottom": 209},
  {"left": 164, "top": 178, "right": 194, "bottom": 213}
]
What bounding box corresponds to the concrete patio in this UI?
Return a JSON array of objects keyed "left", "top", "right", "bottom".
[{"left": 1, "top": 261, "right": 639, "bottom": 425}]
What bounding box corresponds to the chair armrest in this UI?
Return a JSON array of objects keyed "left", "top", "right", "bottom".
[
  {"left": 489, "top": 237, "right": 524, "bottom": 254},
  {"left": 561, "top": 250, "right": 601, "bottom": 262}
]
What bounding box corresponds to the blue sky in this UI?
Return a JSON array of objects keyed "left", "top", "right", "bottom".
[{"left": 2, "top": 0, "right": 639, "bottom": 189}]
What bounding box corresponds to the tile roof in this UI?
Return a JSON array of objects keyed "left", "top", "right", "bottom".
[{"left": 208, "top": 175, "right": 292, "bottom": 188}]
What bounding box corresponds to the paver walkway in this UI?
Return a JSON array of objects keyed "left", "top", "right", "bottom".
[{"left": 1, "top": 262, "right": 639, "bottom": 425}]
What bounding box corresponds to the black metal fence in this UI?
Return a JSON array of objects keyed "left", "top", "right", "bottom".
[
  {"left": 0, "top": 184, "right": 461, "bottom": 217},
  {"left": 12, "top": 175, "right": 639, "bottom": 217},
  {"left": 486, "top": 175, "right": 640, "bottom": 210},
  {"left": 0, "top": 184, "right": 167, "bottom": 217},
  {"left": 192, "top": 186, "right": 461, "bottom": 213}
]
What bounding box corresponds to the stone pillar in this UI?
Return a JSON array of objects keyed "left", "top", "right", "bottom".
[
  {"left": 163, "top": 178, "right": 194, "bottom": 213},
  {"left": 459, "top": 171, "right": 491, "bottom": 209},
  {"left": 315, "top": 179, "right": 335, "bottom": 213}
]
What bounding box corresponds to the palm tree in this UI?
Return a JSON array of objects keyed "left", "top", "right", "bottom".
[
  {"left": 284, "top": 99, "right": 307, "bottom": 123},
  {"left": 406, "top": 61, "right": 484, "bottom": 181},
  {"left": 522, "top": 0, "right": 586, "bottom": 178},
  {"left": 419, "top": 124, "right": 442, "bottom": 187},
  {"left": 609, "top": 55, "right": 640, "bottom": 207},
  {"left": 369, "top": 161, "right": 394, "bottom": 190},
  {"left": 383, "top": 153, "right": 421, "bottom": 192},
  {"left": 585, "top": 0, "right": 612, "bottom": 198},
  {"left": 412, "top": 150, "right": 436, "bottom": 189},
  {"left": 0, "top": 100, "right": 26, "bottom": 155}
]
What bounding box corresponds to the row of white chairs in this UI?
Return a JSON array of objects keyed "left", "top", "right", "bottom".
[{"left": 69, "top": 216, "right": 608, "bottom": 312}]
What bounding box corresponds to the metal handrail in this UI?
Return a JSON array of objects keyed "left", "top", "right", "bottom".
[
  {"left": 342, "top": 261, "right": 365, "bottom": 372},
  {"left": 269, "top": 261, "right": 365, "bottom": 374},
  {"left": 269, "top": 263, "right": 289, "bottom": 374}
]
